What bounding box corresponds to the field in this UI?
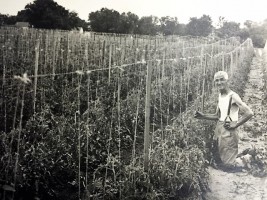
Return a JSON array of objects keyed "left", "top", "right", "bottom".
[{"left": 0, "top": 27, "right": 254, "bottom": 200}]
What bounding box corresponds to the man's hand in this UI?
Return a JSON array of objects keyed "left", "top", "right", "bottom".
[
  {"left": 194, "top": 111, "right": 204, "bottom": 119},
  {"left": 223, "top": 121, "right": 237, "bottom": 130}
]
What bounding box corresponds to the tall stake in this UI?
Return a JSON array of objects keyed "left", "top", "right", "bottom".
[
  {"left": 230, "top": 52, "right": 234, "bottom": 76},
  {"left": 13, "top": 74, "right": 31, "bottom": 199},
  {"left": 108, "top": 44, "right": 112, "bottom": 85},
  {"left": 2, "top": 44, "right": 7, "bottom": 133},
  {"left": 77, "top": 73, "right": 82, "bottom": 200},
  {"left": 222, "top": 54, "right": 225, "bottom": 71},
  {"left": 117, "top": 69, "right": 122, "bottom": 200},
  {"left": 117, "top": 47, "right": 124, "bottom": 199},
  {"left": 6, "top": 84, "right": 21, "bottom": 182},
  {"left": 33, "top": 39, "right": 40, "bottom": 114},
  {"left": 132, "top": 50, "right": 140, "bottom": 163},
  {"left": 201, "top": 55, "right": 207, "bottom": 111},
  {"left": 160, "top": 49, "right": 165, "bottom": 132},
  {"left": 86, "top": 72, "right": 90, "bottom": 197},
  {"left": 52, "top": 35, "right": 57, "bottom": 80},
  {"left": 144, "top": 45, "right": 152, "bottom": 171},
  {"left": 132, "top": 79, "right": 141, "bottom": 162}
]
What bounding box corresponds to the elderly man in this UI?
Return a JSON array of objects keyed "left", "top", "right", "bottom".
[{"left": 194, "top": 71, "right": 253, "bottom": 171}]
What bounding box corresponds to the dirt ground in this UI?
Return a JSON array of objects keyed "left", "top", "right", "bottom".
[{"left": 204, "top": 48, "right": 267, "bottom": 200}]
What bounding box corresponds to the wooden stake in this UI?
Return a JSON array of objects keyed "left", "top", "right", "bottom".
[
  {"left": 77, "top": 74, "right": 82, "bottom": 200},
  {"left": 13, "top": 83, "right": 26, "bottom": 197},
  {"left": 108, "top": 44, "right": 112, "bottom": 85},
  {"left": 33, "top": 39, "right": 40, "bottom": 114},
  {"left": 222, "top": 54, "right": 225, "bottom": 71},
  {"left": 201, "top": 54, "right": 206, "bottom": 112},
  {"left": 85, "top": 72, "right": 90, "bottom": 197},
  {"left": 1, "top": 43, "right": 7, "bottom": 133},
  {"left": 52, "top": 35, "right": 56, "bottom": 80},
  {"left": 230, "top": 52, "right": 233, "bottom": 76},
  {"left": 144, "top": 45, "right": 152, "bottom": 171}
]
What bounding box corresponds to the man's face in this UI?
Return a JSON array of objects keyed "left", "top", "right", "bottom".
[{"left": 214, "top": 75, "right": 228, "bottom": 90}]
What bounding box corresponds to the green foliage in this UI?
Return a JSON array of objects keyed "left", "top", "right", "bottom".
[
  {"left": 230, "top": 48, "right": 254, "bottom": 97},
  {"left": 148, "top": 127, "right": 209, "bottom": 199},
  {"left": 246, "top": 21, "right": 267, "bottom": 48},
  {"left": 242, "top": 147, "right": 267, "bottom": 177},
  {"left": 16, "top": 0, "right": 88, "bottom": 30},
  {"left": 118, "top": 12, "right": 139, "bottom": 34},
  {"left": 250, "top": 34, "right": 266, "bottom": 48},
  {"left": 217, "top": 21, "right": 242, "bottom": 38},
  {"left": 216, "top": 18, "right": 267, "bottom": 48},
  {"left": 186, "top": 15, "right": 213, "bottom": 37},
  {"left": 136, "top": 16, "right": 160, "bottom": 35},
  {"left": 89, "top": 8, "right": 121, "bottom": 33},
  {"left": 0, "top": 107, "right": 79, "bottom": 199},
  {"left": 0, "top": 14, "right": 17, "bottom": 25},
  {"left": 90, "top": 127, "right": 209, "bottom": 200},
  {"left": 88, "top": 8, "right": 187, "bottom": 36},
  {"left": 159, "top": 17, "right": 182, "bottom": 36}
]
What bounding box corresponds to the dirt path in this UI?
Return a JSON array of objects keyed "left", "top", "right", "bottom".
[{"left": 204, "top": 48, "right": 267, "bottom": 200}]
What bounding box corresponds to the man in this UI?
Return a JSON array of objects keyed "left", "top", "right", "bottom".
[{"left": 194, "top": 71, "right": 253, "bottom": 171}]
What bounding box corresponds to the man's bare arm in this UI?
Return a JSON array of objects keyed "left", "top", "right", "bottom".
[
  {"left": 233, "top": 94, "right": 253, "bottom": 128},
  {"left": 194, "top": 107, "right": 220, "bottom": 120}
]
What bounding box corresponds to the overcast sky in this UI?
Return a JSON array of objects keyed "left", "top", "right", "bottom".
[{"left": 0, "top": 0, "right": 267, "bottom": 25}]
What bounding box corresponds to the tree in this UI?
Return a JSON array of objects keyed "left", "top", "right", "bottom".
[
  {"left": 176, "top": 23, "right": 187, "bottom": 36},
  {"left": 89, "top": 8, "right": 120, "bottom": 33},
  {"left": 160, "top": 16, "right": 179, "bottom": 35},
  {"left": 216, "top": 16, "right": 226, "bottom": 28},
  {"left": 238, "top": 29, "right": 250, "bottom": 42},
  {"left": 245, "top": 20, "right": 267, "bottom": 47},
  {"left": 17, "top": 0, "right": 87, "bottom": 30},
  {"left": 68, "top": 11, "right": 89, "bottom": 31},
  {"left": 0, "top": 14, "right": 17, "bottom": 26},
  {"left": 118, "top": 12, "right": 139, "bottom": 34},
  {"left": 217, "top": 21, "right": 241, "bottom": 38},
  {"left": 136, "top": 16, "right": 159, "bottom": 35},
  {"left": 244, "top": 20, "right": 253, "bottom": 29},
  {"left": 186, "top": 15, "right": 213, "bottom": 36}
]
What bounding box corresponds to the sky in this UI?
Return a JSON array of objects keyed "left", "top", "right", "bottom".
[{"left": 0, "top": 0, "right": 267, "bottom": 25}]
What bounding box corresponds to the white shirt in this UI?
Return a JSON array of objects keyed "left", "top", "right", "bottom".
[{"left": 218, "top": 91, "right": 239, "bottom": 122}]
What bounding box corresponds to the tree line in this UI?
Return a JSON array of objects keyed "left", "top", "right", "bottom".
[{"left": 0, "top": 0, "right": 267, "bottom": 47}]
